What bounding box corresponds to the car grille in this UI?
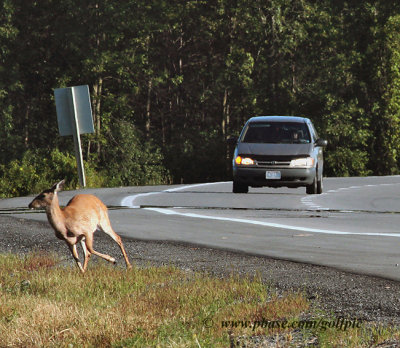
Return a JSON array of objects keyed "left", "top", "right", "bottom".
[{"left": 257, "top": 160, "right": 291, "bottom": 166}]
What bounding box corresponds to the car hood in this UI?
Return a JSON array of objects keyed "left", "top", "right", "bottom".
[{"left": 237, "top": 143, "right": 313, "bottom": 156}]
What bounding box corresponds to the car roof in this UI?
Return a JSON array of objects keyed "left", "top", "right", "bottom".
[{"left": 247, "top": 116, "right": 310, "bottom": 123}]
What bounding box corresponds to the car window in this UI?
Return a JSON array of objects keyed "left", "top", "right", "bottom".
[{"left": 241, "top": 122, "right": 311, "bottom": 144}]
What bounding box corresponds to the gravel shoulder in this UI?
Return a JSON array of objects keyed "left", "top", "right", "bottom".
[{"left": 2, "top": 214, "right": 400, "bottom": 327}]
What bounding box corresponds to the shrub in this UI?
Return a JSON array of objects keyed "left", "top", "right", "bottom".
[
  {"left": 0, "top": 149, "right": 105, "bottom": 197},
  {"left": 104, "top": 120, "right": 171, "bottom": 187}
]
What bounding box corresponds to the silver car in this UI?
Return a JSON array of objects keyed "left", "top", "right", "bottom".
[{"left": 232, "top": 116, "right": 327, "bottom": 194}]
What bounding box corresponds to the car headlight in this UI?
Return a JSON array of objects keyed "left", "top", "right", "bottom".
[
  {"left": 235, "top": 156, "right": 255, "bottom": 165},
  {"left": 290, "top": 157, "right": 315, "bottom": 168}
]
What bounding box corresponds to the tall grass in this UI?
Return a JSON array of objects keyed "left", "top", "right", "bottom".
[{"left": 0, "top": 252, "right": 398, "bottom": 347}]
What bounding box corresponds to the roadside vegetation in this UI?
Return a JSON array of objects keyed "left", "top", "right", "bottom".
[
  {"left": 0, "top": 252, "right": 398, "bottom": 347},
  {"left": 2, "top": 2, "right": 400, "bottom": 197}
]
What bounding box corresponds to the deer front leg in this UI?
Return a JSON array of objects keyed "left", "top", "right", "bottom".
[{"left": 67, "top": 243, "right": 85, "bottom": 273}]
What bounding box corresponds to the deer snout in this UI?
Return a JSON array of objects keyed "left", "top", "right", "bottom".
[{"left": 28, "top": 201, "right": 39, "bottom": 209}]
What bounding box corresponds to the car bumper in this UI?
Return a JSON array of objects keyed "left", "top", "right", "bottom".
[{"left": 233, "top": 166, "right": 316, "bottom": 187}]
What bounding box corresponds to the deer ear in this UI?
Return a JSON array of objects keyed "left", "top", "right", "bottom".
[{"left": 52, "top": 179, "right": 65, "bottom": 193}]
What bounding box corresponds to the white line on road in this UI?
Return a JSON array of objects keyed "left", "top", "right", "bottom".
[
  {"left": 120, "top": 182, "right": 230, "bottom": 208},
  {"left": 300, "top": 182, "right": 400, "bottom": 212},
  {"left": 143, "top": 207, "right": 400, "bottom": 237},
  {"left": 122, "top": 182, "right": 400, "bottom": 238}
]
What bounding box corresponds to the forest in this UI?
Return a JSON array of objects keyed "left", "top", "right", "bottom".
[{"left": 1, "top": 0, "right": 400, "bottom": 197}]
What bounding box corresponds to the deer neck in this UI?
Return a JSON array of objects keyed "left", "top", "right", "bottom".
[{"left": 45, "top": 192, "right": 67, "bottom": 234}]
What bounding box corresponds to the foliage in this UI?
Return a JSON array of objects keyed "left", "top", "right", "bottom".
[
  {"left": 374, "top": 14, "right": 400, "bottom": 175},
  {"left": 0, "top": 149, "right": 105, "bottom": 197},
  {"left": 104, "top": 120, "right": 171, "bottom": 186},
  {"left": 1, "top": 1, "right": 400, "bottom": 196}
]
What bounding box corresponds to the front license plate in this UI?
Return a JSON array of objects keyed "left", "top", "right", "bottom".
[{"left": 266, "top": 171, "right": 281, "bottom": 180}]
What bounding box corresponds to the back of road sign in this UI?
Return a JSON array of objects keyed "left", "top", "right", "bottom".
[
  {"left": 54, "top": 85, "right": 94, "bottom": 187},
  {"left": 54, "top": 85, "right": 94, "bottom": 136}
]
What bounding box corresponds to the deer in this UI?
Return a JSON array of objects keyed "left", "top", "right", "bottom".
[{"left": 28, "top": 179, "right": 132, "bottom": 273}]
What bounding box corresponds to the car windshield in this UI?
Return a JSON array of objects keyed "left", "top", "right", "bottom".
[{"left": 241, "top": 122, "right": 311, "bottom": 144}]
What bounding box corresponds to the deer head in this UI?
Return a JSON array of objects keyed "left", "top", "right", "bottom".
[{"left": 28, "top": 179, "right": 65, "bottom": 209}]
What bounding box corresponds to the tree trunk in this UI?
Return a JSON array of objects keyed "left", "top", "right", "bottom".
[
  {"left": 145, "top": 78, "right": 152, "bottom": 138},
  {"left": 92, "top": 77, "right": 103, "bottom": 156},
  {"left": 222, "top": 88, "right": 229, "bottom": 139},
  {"left": 24, "top": 106, "right": 30, "bottom": 148}
]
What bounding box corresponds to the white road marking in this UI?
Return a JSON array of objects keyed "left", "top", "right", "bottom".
[
  {"left": 120, "top": 182, "right": 230, "bottom": 208},
  {"left": 300, "top": 196, "right": 325, "bottom": 210},
  {"left": 121, "top": 191, "right": 159, "bottom": 208},
  {"left": 164, "top": 182, "right": 231, "bottom": 193},
  {"left": 300, "top": 182, "right": 400, "bottom": 212},
  {"left": 121, "top": 182, "right": 400, "bottom": 238},
  {"left": 144, "top": 207, "right": 400, "bottom": 238}
]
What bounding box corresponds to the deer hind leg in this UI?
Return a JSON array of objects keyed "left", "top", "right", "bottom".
[
  {"left": 99, "top": 219, "right": 132, "bottom": 269},
  {"left": 80, "top": 238, "right": 91, "bottom": 272},
  {"left": 84, "top": 231, "right": 117, "bottom": 265},
  {"left": 67, "top": 243, "right": 85, "bottom": 273}
]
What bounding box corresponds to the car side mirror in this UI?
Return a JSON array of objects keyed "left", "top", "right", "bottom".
[{"left": 315, "top": 139, "right": 328, "bottom": 147}]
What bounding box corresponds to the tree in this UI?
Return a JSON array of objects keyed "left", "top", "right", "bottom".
[
  {"left": 371, "top": 14, "right": 400, "bottom": 174},
  {"left": 0, "top": 0, "right": 20, "bottom": 163}
]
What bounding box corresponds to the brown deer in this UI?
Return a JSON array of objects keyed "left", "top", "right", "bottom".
[{"left": 28, "top": 179, "right": 132, "bottom": 273}]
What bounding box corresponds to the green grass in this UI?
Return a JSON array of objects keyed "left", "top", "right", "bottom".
[{"left": 0, "top": 252, "right": 398, "bottom": 347}]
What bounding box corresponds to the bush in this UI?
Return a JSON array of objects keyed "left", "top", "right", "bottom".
[
  {"left": 0, "top": 156, "right": 43, "bottom": 197},
  {"left": 104, "top": 120, "right": 171, "bottom": 187},
  {"left": 0, "top": 124, "right": 171, "bottom": 197},
  {"left": 0, "top": 149, "right": 105, "bottom": 197}
]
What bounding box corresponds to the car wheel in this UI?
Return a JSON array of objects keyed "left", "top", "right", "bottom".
[
  {"left": 306, "top": 176, "right": 317, "bottom": 194},
  {"left": 317, "top": 175, "right": 323, "bottom": 194},
  {"left": 233, "top": 181, "right": 249, "bottom": 193}
]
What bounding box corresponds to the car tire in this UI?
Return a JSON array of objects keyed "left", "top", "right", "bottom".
[
  {"left": 233, "top": 181, "right": 249, "bottom": 193},
  {"left": 317, "top": 175, "right": 323, "bottom": 194},
  {"left": 306, "top": 176, "right": 317, "bottom": 194}
]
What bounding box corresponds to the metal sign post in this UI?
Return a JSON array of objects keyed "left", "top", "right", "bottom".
[{"left": 54, "top": 85, "right": 94, "bottom": 187}]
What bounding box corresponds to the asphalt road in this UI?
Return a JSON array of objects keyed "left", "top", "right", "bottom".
[{"left": 2, "top": 176, "right": 400, "bottom": 281}]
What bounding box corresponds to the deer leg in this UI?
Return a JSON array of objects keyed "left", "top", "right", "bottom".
[
  {"left": 84, "top": 232, "right": 116, "bottom": 264},
  {"left": 67, "top": 243, "right": 85, "bottom": 273},
  {"left": 80, "top": 239, "right": 91, "bottom": 272},
  {"left": 99, "top": 222, "right": 132, "bottom": 269}
]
